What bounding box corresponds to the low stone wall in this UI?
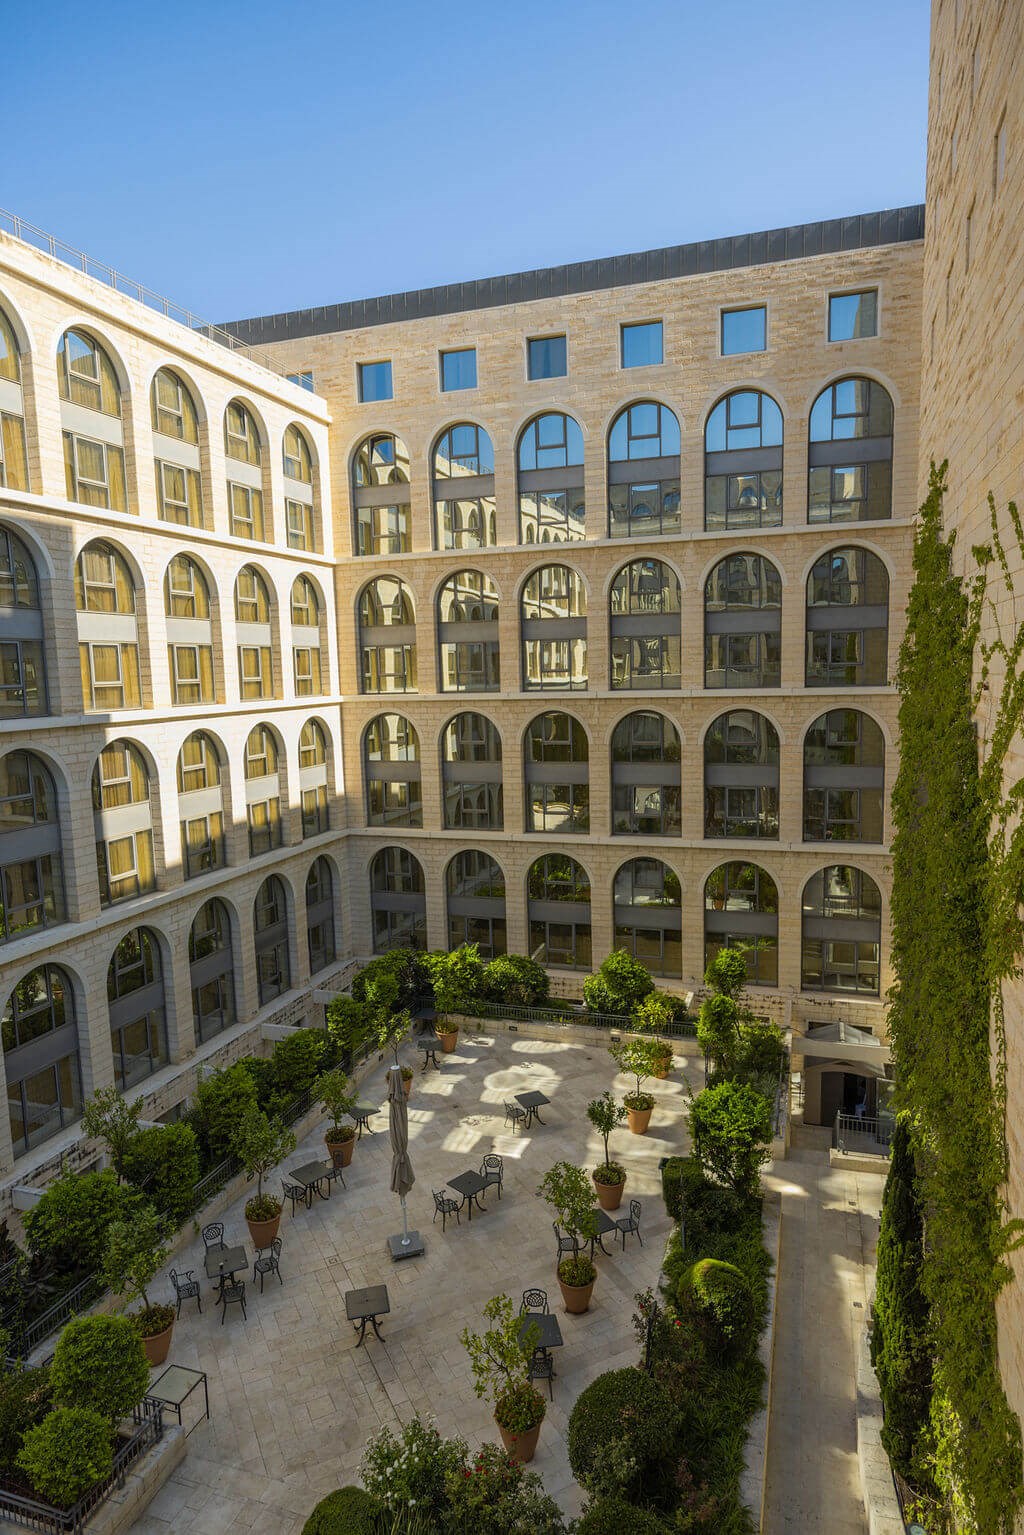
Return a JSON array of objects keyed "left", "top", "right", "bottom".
[
  {"left": 447, "top": 1011, "right": 705, "bottom": 1059},
  {"left": 857, "top": 1288, "right": 905, "bottom": 1535},
  {"left": 90, "top": 1423, "right": 187, "bottom": 1535},
  {"left": 740, "top": 1189, "right": 783, "bottom": 1530}
]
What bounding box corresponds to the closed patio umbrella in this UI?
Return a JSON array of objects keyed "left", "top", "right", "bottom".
[{"left": 386, "top": 1064, "right": 423, "bottom": 1260}]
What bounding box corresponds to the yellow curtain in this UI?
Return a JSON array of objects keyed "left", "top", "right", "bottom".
[
  {"left": 121, "top": 644, "right": 141, "bottom": 707},
  {"left": 107, "top": 447, "right": 126, "bottom": 512},
  {"left": 198, "top": 645, "right": 215, "bottom": 701},
  {"left": 1, "top": 414, "right": 28, "bottom": 491}
]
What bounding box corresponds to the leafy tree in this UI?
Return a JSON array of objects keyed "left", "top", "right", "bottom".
[
  {"left": 375, "top": 1006, "right": 413, "bottom": 1065},
  {"left": 121, "top": 1122, "right": 199, "bottom": 1225},
  {"left": 688, "top": 1081, "right": 772, "bottom": 1197},
  {"left": 586, "top": 1091, "right": 627, "bottom": 1175},
  {"left": 24, "top": 1171, "right": 141, "bottom": 1274},
  {"left": 632, "top": 990, "right": 677, "bottom": 1033},
  {"left": 317, "top": 1069, "right": 358, "bottom": 1137},
  {"left": 610, "top": 1036, "right": 664, "bottom": 1104},
  {"left": 271, "top": 1028, "right": 327, "bottom": 1099},
  {"left": 567, "top": 1367, "right": 680, "bottom": 1504},
  {"left": 192, "top": 1063, "right": 259, "bottom": 1164},
  {"left": 584, "top": 951, "right": 654, "bottom": 1016},
  {"left": 427, "top": 944, "right": 484, "bottom": 1017},
  {"left": 325, "top": 995, "right": 374, "bottom": 1061},
  {"left": 696, "top": 993, "right": 740, "bottom": 1076},
  {"left": 537, "top": 1161, "right": 600, "bottom": 1247},
  {"left": 50, "top": 1315, "right": 148, "bottom": 1425},
  {"left": 17, "top": 1406, "right": 113, "bottom": 1507},
  {"left": 102, "top": 1204, "right": 169, "bottom": 1326},
  {"left": 352, "top": 949, "right": 428, "bottom": 1008},
  {"left": 460, "top": 1293, "right": 544, "bottom": 1432},
  {"left": 80, "top": 1087, "right": 142, "bottom": 1182},
  {"left": 483, "top": 954, "right": 550, "bottom": 1006},
  {"left": 232, "top": 1108, "right": 296, "bottom": 1202}
]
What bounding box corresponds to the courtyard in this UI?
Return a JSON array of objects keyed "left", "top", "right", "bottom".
[{"left": 132, "top": 1028, "right": 694, "bottom": 1532}]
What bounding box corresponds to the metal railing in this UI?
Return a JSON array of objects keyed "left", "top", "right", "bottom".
[
  {"left": 0, "top": 207, "right": 282, "bottom": 377},
  {"left": 833, "top": 1111, "right": 894, "bottom": 1157}
]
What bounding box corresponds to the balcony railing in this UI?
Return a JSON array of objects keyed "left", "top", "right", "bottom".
[{"left": 833, "top": 1111, "right": 893, "bottom": 1157}]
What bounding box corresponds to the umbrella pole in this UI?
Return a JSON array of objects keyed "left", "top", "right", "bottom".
[{"left": 401, "top": 1195, "right": 410, "bottom": 1246}]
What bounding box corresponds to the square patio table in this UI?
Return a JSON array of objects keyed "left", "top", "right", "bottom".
[
  {"left": 204, "top": 1244, "right": 247, "bottom": 1291},
  {"left": 290, "top": 1160, "right": 334, "bottom": 1206},
  {"left": 347, "top": 1102, "right": 377, "bottom": 1138},
  {"left": 515, "top": 1090, "right": 551, "bottom": 1126},
  {"left": 416, "top": 1037, "right": 441, "bottom": 1069},
  {"left": 345, "top": 1283, "right": 390, "bottom": 1345},
  {"left": 585, "top": 1209, "right": 618, "bottom": 1258},
  {"left": 517, "top": 1312, "right": 563, "bottom": 1355},
  {"left": 447, "top": 1169, "right": 489, "bottom": 1219},
  {"left": 146, "top": 1365, "right": 210, "bottom": 1435}
]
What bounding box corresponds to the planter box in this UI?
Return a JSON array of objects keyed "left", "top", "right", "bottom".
[{"left": 738, "top": 1189, "right": 783, "bottom": 1529}]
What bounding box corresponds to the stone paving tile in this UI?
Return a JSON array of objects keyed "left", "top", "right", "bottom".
[{"left": 130, "top": 1031, "right": 694, "bottom": 1531}]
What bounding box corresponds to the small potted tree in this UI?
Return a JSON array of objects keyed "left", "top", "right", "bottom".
[
  {"left": 103, "top": 1204, "right": 175, "bottom": 1366},
  {"left": 633, "top": 991, "right": 677, "bottom": 1079},
  {"left": 537, "top": 1162, "right": 599, "bottom": 1314},
  {"left": 232, "top": 1107, "right": 296, "bottom": 1247},
  {"left": 429, "top": 943, "right": 483, "bottom": 1050},
  {"left": 318, "top": 1069, "right": 358, "bottom": 1168},
  {"left": 586, "top": 1091, "right": 628, "bottom": 1210},
  {"left": 611, "top": 1037, "right": 664, "bottom": 1134},
  {"left": 461, "top": 1293, "right": 546, "bottom": 1463}
]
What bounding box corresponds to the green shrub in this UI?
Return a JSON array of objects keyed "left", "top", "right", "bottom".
[
  {"left": 684, "top": 1259, "right": 756, "bottom": 1353},
  {"left": 632, "top": 990, "right": 678, "bottom": 1033},
  {"left": 192, "top": 1063, "right": 259, "bottom": 1164},
  {"left": 50, "top": 1315, "right": 149, "bottom": 1425},
  {"left": 577, "top": 1496, "right": 669, "bottom": 1534},
  {"left": 236, "top": 1055, "right": 278, "bottom": 1111},
  {"left": 426, "top": 944, "right": 484, "bottom": 1016},
  {"left": 662, "top": 1155, "right": 705, "bottom": 1221},
  {"left": 482, "top": 954, "right": 549, "bottom": 1006},
  {"left": 443, "top": 1442, "right": 569, "bottom": 1533},
  {"left": 583, "top": 950, "right": 655, "bottom": 1016},
  {"left": 301, "top": 1486, "right": 381, "bottom": 1534},
  {"left": 661, "top": 1156, "right": 747, "bottom": 1242},
  {"left": 703, "top": 947, "right": 748, "bottom": 998},
  {"left": 325, "top": 996, "right": 374, "bottom": 1062},
  {"left": 689, "top": 1081, "right": 773, "bottom": 1197},
  {"left": 732, "top": 1020, "right": 786, "bottom": 1086},
  {"left": 17, "top": 1406, "right": 113, "bottom": 1507},
  {"left": 23, "top": 1171, "right": 141, "bottom": 1274},
  {"left": 121, "top": 1122, "right": 199, "bottom": 1225},
  {"left": 271, "top": 1028, "right": 327, "bottom": 1100},
  {"left": 360, "top": 1415, "right": 464, "bottom": 1519},
  {"left": 352, "top": 950, "right": 428, "bottom": 1008},
  {"left": 696, "top": 992, "right": 739, "bottom": 1074},
  {"left": 567, "top": 1367, "right": 679, "bottom": 1505},
  {"left": 0, "top": 1365, "right": 51, "bottom": 1473}
]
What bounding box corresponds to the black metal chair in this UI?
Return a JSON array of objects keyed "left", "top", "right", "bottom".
[
  {"left": 219, "top": 1279, "right": 246, "bottom": 1323},
  {"left": 169, "top": 1267, "right": 201, "bottom": 1318},
  {"left": 553, "top": 1222, "right": 578, "bottom": 1264},
  {"left": 323, "top": 1160, "right": 346, "bottom": 1192},
  {"left": 201, "top": 1222, "right": 225, "bottom": 1251},
  {"left": 432, "top": 1189, "right": 461, "bottom": 1232},
  {"left": 615, "top": 1199, "right": 643, "bottom": 1250},
  {"left": 504, "top": 1101, "right": 527, "bottom": 1133},
  {"left": 480, "top": 1153, "right": 503, "bottom": 1200},
  {"left": 520, "top": 1288, "right": 548, "bottom": 1315},
  {"left": 527, "top": 1349, "right": 555, "bottom": 1400},
  {"left": 281, "top": 1178, "right": 305, "bottom": 1217},
  {"left": 253, "top": 1238, "right": 283, "bottom": 1293}
]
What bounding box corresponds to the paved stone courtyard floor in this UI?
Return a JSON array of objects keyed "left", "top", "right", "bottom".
[{"left": 131, "top": 1030, "right": 695, "bottom": 1533}]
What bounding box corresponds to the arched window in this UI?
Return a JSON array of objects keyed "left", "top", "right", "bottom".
[
  {"left": 438, "top": 569, "right": 499, "bottom": 692},
  {"left": 803, "top": 710, "right": 885, "bottom": 843},
  {"left": 705, "top": 390, "right": 783, "bottom": 531},
  {"left": 441, "top": 712, "right": 503, "bottom": 830},
  {"left": 92, "top": 741, "right": 155, "bottom": 905},
  {"left": 291, "top": 575, "right": 324, "bottom": 696},
  {"left": 704, "top": 862, "right": 778, "bottom": 986},
  {"left": 283, "top": 423, "right": 319, "bottom": 552},
  {"left": 704, "top": 553, "right": 781, "bottom": 689},
  {"left": 365, "top": 714, "right": 422, "bottom": 827},
  {"left": 0, "top": 751, "right": 65, "bottom": 943},
  {"left": 527, "top": 855, "right": 591, "bottom": 970},
  {"left": 3, "top": 965, "right": 82, "bottom": 1155},
  {"left": 190, "top": 898, "right": 235, "bottom": 1045},
  {"left": 517, "top": 412, "right": 585, "bottom": 543},
  {"left": 370, "top": 847, "right": 426, "bottom": 952},
  {"left": 611, "top": 711, "right": 681, "bottom": 836},
  {"left": 225, "top": 399, "right": 265, "bottom": 540},
  {"left": 521, "top": 564, "right": 586, "bottom": 690},
  {"left": 613, "top": 857, "right": 682, "bottom": 977},
  {"left": 525, "top": 712, "right": 589, "bottom": 833},
  {"left": 609, "top": 559, "right": 681, "bottom": 689},
  {"left": 299, "top": 719, "right": 331, "bottom": 838},
  {"left": 358, "top": 576, "right": 416, "bottom": 693},
  {"left": 244, "top": 724, "right": 282, "bottom": 857},
  {"left": 254, "top": 876, "right": 291, "bottom": 1005},
  {"left": 434, "top": 423, "right": 496, "bottom": 549},
  {"left": 805, "top": 547, "right": 889, "bottom": 686},
  {"left": 446, "top": 851, "right": 506, "bottom": 958},
  {"left": 177, "top": 731, "right": 226, "bottom": 879},
  {"left": 107, "top": 927, "right": 167, "bottom": 1088},
  {"left": 809, "top": 377, "right": 894, "bottom": 523},
  {"left": 58, "top": 329, "right": 126, "bottom": 511},
  {"left": 151, "top": 368, "right": 203, "bottom": 527},
  {"left": 801, "top": 865, "right": 881, "bottom": 994},
  {"left": 608, "top": 401, "right": 681, "bottom": 538},
  {"left": 0, "top": 527, "right": 46, "bottom": 716},
  {"left": 75, "top": 542, "right": 141, "bottom": 709},
  {"left": 0, "top": 306, "right": 29, "bottom": 491},
  {"left": 704, "top": 710, "right": 780, "bottom": 838},
  {"left": 165, "top": 555, "right": 216, "bottom": 706},
  {"left": 235, "top": 566, "right": 276, "bottom": 701},
  {"left": 353, "top": 433, "right": 411, "bottom": 556},
  {"left": 306, "top": 857, "right": 336, "bottom": 974}
]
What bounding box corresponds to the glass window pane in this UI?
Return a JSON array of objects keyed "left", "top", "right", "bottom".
[
  {"left": 621, "top": 322, "right": 663, "bottom": 368},
  {"left": 358, "top": 361, "right": 393, "bottom": 403},
  {"left": 440, "top": 349, "right": 477, "bottom": 392},
  {"left": 721, "top": 306, "right": 767, "bottom": 355},
  {"left": 528, "top": 335, "right": 567, "bottom": 379}
]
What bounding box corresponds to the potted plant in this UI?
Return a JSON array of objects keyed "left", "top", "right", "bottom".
[
  {"left": 461, "top": 1293, "right": 547, "bottom": 1463},
  {"left": 611, "top": 1037, "right": 663, "bottom": 1134},
  {"left": 651, "top": 1039, "right": 675, "bottom": 1080},
  {"left": 103, "top": 1205, "right": 175, "bottom": 1366},
  {"left": 435, "top": 1018, "right": 460, "bottom": 1053},
  {"left": 633, "top": 991, "right": 677, "bottom": 1079},
  {"left": 537, "top": 1162, "right": 599, "bottom": 1313},
  {"left": 428, "top": 944, "right": 482, "bottom": 1050},
  {"left": 318, "top": 1068, "right": 358, "bottom": 1167},
  {"left": 232, "top": 1107, "right": 296, "bottom": 1247},
  {"left": 401, "top": 1064, "right": 414, "bottom": 1098},
  {"left": 586, "top": 1091, "right": 628, "bottom": 1210}
]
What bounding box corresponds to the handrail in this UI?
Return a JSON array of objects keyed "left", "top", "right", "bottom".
[
  {"left": 0, "top": 206, "right": 284, "bottom": 378},
  {"left": 833, "top": 1110, "right": 893, "bottom": 1155}
]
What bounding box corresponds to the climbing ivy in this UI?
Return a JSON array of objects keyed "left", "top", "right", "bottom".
[{"left": 887, "top": 462, "right": 1024, "bottom": 1532}]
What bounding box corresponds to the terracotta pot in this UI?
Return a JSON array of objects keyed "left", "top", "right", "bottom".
[
  {"left": 402, "top": 1075, "right": 412, "bottom": 1098},
  {"left": 627, "top": 1105, "right": 653, "bottom": 1135},
  {"left": 436, "top": 1031, "right": 459, "bottom": 1053},
  {"left": 141, "top": 1320, "right": 174, "bottom": 1367},
  {"left": 558, "top": 1274, "right": 595, "bottom": 1314},
  {"left": 246, "top": 1211, "right": 282, "bottom": 1247},
  {"left": 653, "top": 1064, "right": 671, "bottom": 1080},
  {"left": 593, "top": 1172, "right": 625, "bottom": 1211},
  {"left": 326, "top": 1135, "right": 354, "bottom": 1168},
  {"left": 497, "top": 1419, "right": 541, "bottom": 1463}
]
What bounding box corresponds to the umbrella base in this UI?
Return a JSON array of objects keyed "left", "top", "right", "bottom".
[{"left": 387, "top": 1230, "right": 425, "bottom": 1261}]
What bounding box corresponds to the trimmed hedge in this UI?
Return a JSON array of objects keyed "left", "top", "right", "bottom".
[
  {"left": 17, "top": 1406, "right": 113, "bottom": 1508},
  {"left": 122, "top": 1122, "right": 199, "bottom": 1225},
  {"left": 50, "top": 1315, "right": 148, "bottom": 1426},
  {"left": 683, "top": 1259, "right": 756, "bottom": 1353},
  {"left": 23, "top": 1171, "right": 141, "bottom": 1274},
  {"left": 0, "top": 1366, "right": 51, "bottom": 1474},
  {"left": 577, "top": 1496, "right": 669, "bottom": 1534},
  {"left": 302, "top": 1486, "right": 381, "bottom": 1534},
  {"left": 192, "top": 1063, "right": 259, "bottom": 1163},
  {"left": 567, "top": 1367, "right": 679, "bottom": 1505}
]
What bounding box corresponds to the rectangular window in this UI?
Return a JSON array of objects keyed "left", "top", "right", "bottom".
[
  {"left": 620, "top": 321, "right": 663, "bottom": 368},
  {"left": 293, "top": 646, "right": 322, "bottom": 696},
  {"left": 440, "top": 348, "right": 478, "bottom": 392},
  {"left": 229, "top": 482, "right": 265, "bottom": 541},
  {"left": 0, "top": 413, "right": 29, "bottom": 491},
  {"left": 301, "top": 785, "right": 330, "bottom": 837},
  {"left": 238, "top": 646, "right": 273, "bottom": 700},
  {"left": 527, "top": 335, "right": 567, "bottom": 380},
  {"left": 286, "top": 499, "right": 314, "bottom": 551},
  {"left": 828, "top": 290, "right": 878, "bottom": 341},
  {"left": 721, "top": 305, "right": 767, "bottom": 355},
  {"left": 357, "top": 504, "right": 410, "bottom": 556},
  {"left": 182, "top": 813, "right": 224, "bottom": 879},
  {"left": 80, "top": 642, "right": 140, "bottom": 710},
  {"left": 63, "top": 433, "right": 126, "bottom": 511},
  {"left": 287, "top": 369, "right": 314, "bottom": 391},
  {"left": 358, "top": 360, "right": 393, "bottom": 403},
  {"left": 156, "top": 459, "right": 202, "bottom": 526},
  {"left": 0, "top": 640, "right": 44, "bottom": 717},
  {"left": 248, "top": 797, "right": 282, "bottom": 857},
  {"left": 169, "top": 644, "right": 214, "bottom": 706},
  {"left": 97, "top": 830, "right": 154, "bottom": 904}
]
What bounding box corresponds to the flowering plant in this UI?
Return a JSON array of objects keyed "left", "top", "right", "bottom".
[{"left": 360, "top": 1416, "right": 464, "bottom": 1517}]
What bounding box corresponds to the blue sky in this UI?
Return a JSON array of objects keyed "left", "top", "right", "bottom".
[{"left": 8, "top": 0, "right": 930, "bottom": 322}]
